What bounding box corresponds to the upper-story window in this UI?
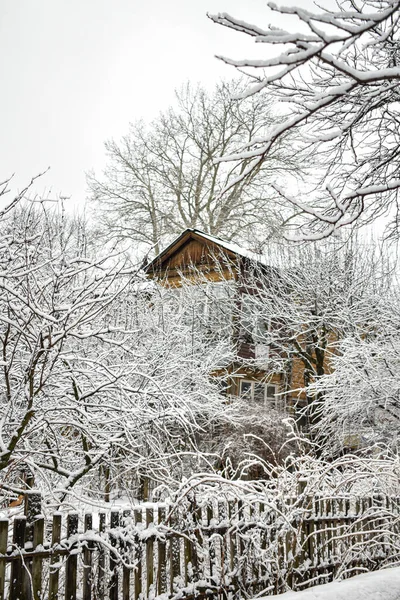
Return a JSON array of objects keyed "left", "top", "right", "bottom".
[
  {"left": 199, "top": 281, "right": 234, "bottom": 328},
  {"left": 168, "top": 280, "right": 235, "bottom": 338},
  {"left": 240, "top": 294, "right": 271, "bottom": 343}
]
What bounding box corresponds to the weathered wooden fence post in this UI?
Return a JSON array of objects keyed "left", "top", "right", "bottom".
[
  {"left": 32, "top": 515, "right": 45, "bottom": 600},
  {"left": 228, "top": 500, "right": 236, "bottom": 581},
  {"left": 133, "top": 507, "right": 142, "bottom": 600},
  {"left": 157, "top": 507, "right": 167, "bottom": 596},
  {"left": 169, "top": 516, "right": 181, "bottom": 594},
  {"left": 23, "top": 491, "right": 43, "bottom": 599},
  {"left": 0, "top": 519, "right": 8, "bottom": 600},
  {"left": 306, "top": 496, "right": 316, "bottom": 584},
  {"left": 83, "top": 513, "right": 93, "bottom": 600},
  {"left": 218, "top": 499, "right": 229, "bottom": 592},
  {"left": 65, "top": 513, "right": 79, "bottom": 600},
  {"left": 10, "top": 516, "right": 26, "bottom": 600},
  {"left": 207, "top": 502, "right": 217, "bottom": 584},
  {"left": 49, "top": 512, "right": 62, "bottom": 600},
  {"left": 189, "top": 501, "right": 202, "bottom": 585},
  {"left": 97, "top": 512, "right": 106, "bottom": 600},
  {"left": 145, "top": 508, "right": 154, "bottom": 596},
  {"left": 122, "top": 509, "right": 132, "bottom": 600},
  {"left": 109, "top": 511, "right": 120, "bottom": 600}
]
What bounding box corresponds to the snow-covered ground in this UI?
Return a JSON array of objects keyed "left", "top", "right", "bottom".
[{"left": 265, "top": 568, "right": 400, "bottom": 599}]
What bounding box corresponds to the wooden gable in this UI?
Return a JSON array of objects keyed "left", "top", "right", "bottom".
[{"left": 145, "top": 230, "right": 240, "bottom": 285}]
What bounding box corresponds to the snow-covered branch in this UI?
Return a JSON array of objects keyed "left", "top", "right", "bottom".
[{"left": 209, "top": 1, "right": 400, "bottom": 239}]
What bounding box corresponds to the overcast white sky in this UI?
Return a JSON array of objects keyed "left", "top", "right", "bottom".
[{"left": 0, "top": 0, "right": 314, "bottom": 210}]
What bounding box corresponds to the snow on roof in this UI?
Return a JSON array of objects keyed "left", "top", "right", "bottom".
[
  {"left": 147, "top": 228, "right": 270, "bottom": 269},
  {"left": 190, "top": 229, "right": 269, "bottom": 266}
]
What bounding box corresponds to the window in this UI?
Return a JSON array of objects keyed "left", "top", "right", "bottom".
[
  {"left": 240, "top": 381, "right": 252, "bottom": 397},
  {"left": 255, "top": 343, "right": 270, "bottom": 364},
  {"left": 239, "top": 379, "right": 278, "bottom": 407},
  {"left": 240, "top": 295, "right": 272, "bottom": 362}
]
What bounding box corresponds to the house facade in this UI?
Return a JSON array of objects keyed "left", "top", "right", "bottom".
[{"left": 145, "top": 228, "right": 308, "bottom": 415}]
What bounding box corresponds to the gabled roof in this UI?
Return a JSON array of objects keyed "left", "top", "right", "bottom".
[{"left": 145, "top": 228, "right": 267, "bottom": 274}]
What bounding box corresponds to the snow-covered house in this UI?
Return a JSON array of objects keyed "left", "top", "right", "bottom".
[{"left": 145, "top": 228, "right": 308, "bottom": 413}]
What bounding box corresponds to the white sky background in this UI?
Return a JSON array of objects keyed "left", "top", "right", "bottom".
[{"left": 0, "top": 0, "right": 317, "bottom": 211}]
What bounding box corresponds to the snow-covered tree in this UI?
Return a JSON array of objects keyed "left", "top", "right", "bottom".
[
  {"left": 209, "top": 1, "right": 400, "bottom": 240},
  {"left": 147, "top": 272, "right": 296, "bottom": 485},
  {"left": 0, "top": 198, "right": 241, "bottom": 504},
  {"left": 87, "top": 79, "right": 298, "bottom": 255},
  {"left": 234, "top": 239, "right": 391, "bottom": 429},
  {"left": 309, "top": 285, "right": 400, "bottom": 455}
]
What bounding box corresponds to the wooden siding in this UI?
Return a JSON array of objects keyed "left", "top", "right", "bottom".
[
  {"left": 146, "top": 231, "right": 240, "bottom": 284},
  {"left": 237, "top": 340, "right": 255, "bottom": 360},
  {"left": 161, "top": 268, "right": 235, "bottom": 288},
  {"left": 167, "top": 239, "right": 222, "bottom": 269}
]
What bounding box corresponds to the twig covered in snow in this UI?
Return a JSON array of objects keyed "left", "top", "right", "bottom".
[{"left": 209, "top": 1, "right": 400, "bottom": 240}]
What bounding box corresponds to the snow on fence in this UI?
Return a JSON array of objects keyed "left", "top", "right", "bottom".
[{"left": 1, "top": 491, "right": 400, "bottom": 599}]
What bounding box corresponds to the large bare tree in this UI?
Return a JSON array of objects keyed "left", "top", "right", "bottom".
[
  {"left": 87, "top": 79, "right": 298, "bottom": 255},
  {"left": 209, "top": 1, "right": 400, "bottom": 240}
]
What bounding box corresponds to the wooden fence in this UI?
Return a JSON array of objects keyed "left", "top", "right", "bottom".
[{"left": 1, "top": 492, "right": 400, "bottom": 599}]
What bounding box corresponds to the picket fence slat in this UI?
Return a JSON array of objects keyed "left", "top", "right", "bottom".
[
  {"left": 97, "top": 512, "right": 106, "bottom": 600},
  {"left": 133, "top": 507, "right": 142, "bottom": 600},
  {"left": 169, "top": 513, "right": 180, "bottom": 595},
  {"left": 65, "top": 514, "right": 78, "bottom": 600},
  {"left": 157, "top": 507, "right": 167, "bottom": 595},
  {"left": 146, "top": 508, "right": 154, "bottom": 596},
  {"left": 122, "top": 509, "right": 131, "bottom": 600},
  {"left": 0, "top": 520, "right": 7, "bottom": 600},
  {"left": 83, "top": 514, "right": 93, "bottom": 600},
  {"left": 49, "top": 513, "right": 62, "bottom": 600},
  {"left": 10, "top": 517, "right": 26, "bottom": 600},
  {"left": 109, "top": 511, "right": 120, "bottom": 600},
  {"left": 32, "top": 516, "right": 45, "bottom": 600}
]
